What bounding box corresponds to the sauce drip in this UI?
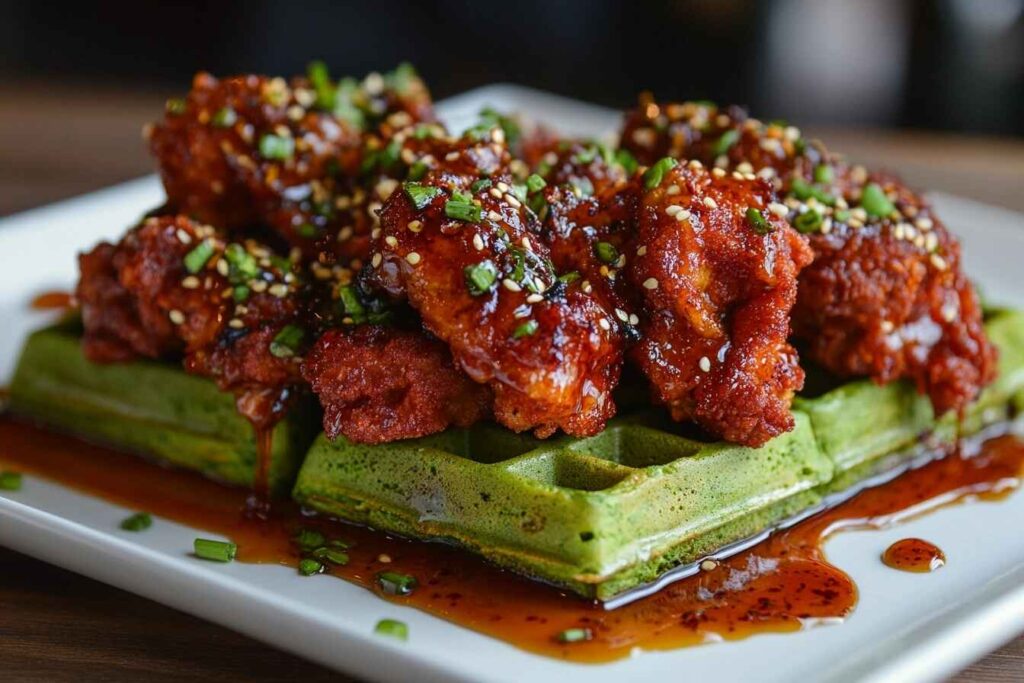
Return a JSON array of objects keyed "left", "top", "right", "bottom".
[
  {"left": 0, "top": 417, "right": 1021, "bottom": 663},
  {"left": 30, "top": 290, "right": 74, "bottom": 311},
  {"left": 882, "top": 538, "right": 946, "bottom": 573}
]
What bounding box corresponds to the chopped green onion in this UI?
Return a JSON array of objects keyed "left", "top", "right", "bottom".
[
  {"left": 259, "top": 134, "right": 295, "bottom": 161},
  {"left": 403, "top": 182, "right": 442, "bottom": 210},
  {"left": 513, "top": 320, "right": 539, "bottom": 339},
  {"left": 793, "top": 209, "right": 823, "bottom": 234},
  {"left": 120, "top": 512, "right": 152, "bottom": 532},
  {"left": 293, "top": 528, "right": 326, "bottom": 551},
  {"left": 813, "top": 164, "right": 834, "bottom": 185},
  {"left": 834, "top": 209, "right": 851, "bottom": 223},
  {"left": 615, "top": 149, "right": 638, "bottom": 175},
  {"left": 232, "top": 285, "right": 250, "bottom": 303},
  {"left": 511, "top": 183, "right": 528, "bottom": 204},
  {"left": 183, "top": 240, "right": 215, "bottom": 274},
  {"left": 407, "top": 161, "right": 429, "bottom": 182},
  {"left": 338, "top": 285, "right": 367, "bottom": 322},
  {"left": 571, "top": 145, "right": 597, "bottom": 165},
  {"left": 166, "top": 98, "right": 187, "bottom": 115},
  {"left": 307, "top": 60, "right": 334, "bottom": 110},
  {"left": 790, "top": 177, "right": 836, "bottom": 206},
  {"left": 556, "top": 627, "right": 592, "bottom": 643},
  {"left": 745, "top": 207, "right": 773, "bottom": 235},
  {"left": 0, "top": 471, "right": 23, "bottom": 491},
  {"left": 224, "top": 243, "right": 259, "bottom": 281},
  {"left": 526, "top": 174, "right": 547, "bottom": 194},
  {"left": 711, "top": 129, "right": 740, "bottom": 158},
  {"left": 464, "top": 261, "right": 498, "bottom": 296},
  {"left": 413, "top": 124, "right": 435, "bottom": 140},
  {"left": 312, "top": 547, "right": 350, "bottom": 565},
  {"left": 570, "top": 176, "right": 594, "bottom": 197},
  {"left": 194, "top": 538, "right": 237, "bottom": 562},
  {"left": 558, "top": 270, "right": 581, "bottom": 284},
  {"left": 470, "top": 178, "right": 492, "bottom": 193},
  {"left": 861, "top": 182, "right": 895, "bottom": 217},
  {"left": 379, "top": 139, "right": 401, "bottom": 172},
  {"left": 297, "top": 223, "right": 319, "bottom": 238},
  {"left": 269, "top": 324, "right": 305, "bottom": 358},
  {"left": 298, "top": 558, "right": 324, "bottom": 576},
  {"left": 386, "top": 62, "right": 418, "bottom": 95},
  {"left": 377, "top": 571, "right": 418, "bottom": 596},
  {"left": 329, "top": 538, "right": 352, "bottom": 549},
  {"left": 642, "top": 157, "right": 678, "bottom": 190},
  {"left": 445, "top": 196, "right": 484, "bottom": 223},
  {"left": 374, "top": 619, "right": 409, "bottom": 641},
  {"left": 212, "top": 107, "right": 237, "bottom": 128},
  {"left": 594, "top": 241, "right": 619, "bottom": 264}
]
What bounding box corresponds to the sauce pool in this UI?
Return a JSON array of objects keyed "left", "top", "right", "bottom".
[
  {"left": 882, "top": 538, "right": 946, "bottom": 573},
  {"left": 0, "top": 416, "right": 1021, "bottom": 662}
]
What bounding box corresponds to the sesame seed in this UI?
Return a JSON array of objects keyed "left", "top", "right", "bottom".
[
  {"left": 176, "top": 229, "right": 192, "bottom": 244},
  {"left": 628, "top": 314, "right": 639, "bottom": 325},
  {"left": 598, "top": 318, "right": 611, "bottom": 331},
  {"left": 216, "top": 259, "right": 230, "bottom": 277},
  {"left": 711, "top": 167, "right": 726, "bottom": 178},
  {"left": 880, "top": 320, "right": 895, "bottom": 333},
  {"left": 636, "top": 246, "right": 648, "bottom": 256},
  {"left": 615, "top": 308, "right": 629, "bottom": 322},
  {"left": 406, "top": 252, "right": 421, "bottom": 265},
  {"left": 251, "top": 280, "right": 268, "bottom": 292},
  {"left": 675, "top": 209, "right": 692, "bottom": 222},
  {"left": 581, "top": 280, "right": 593, "bottom": 294},
  {"left": 407, "top": 220, "right": 422, "bottom": 233},
  {"left": 916, "top": 216, "right": 934, "bottom": 231},
  {"left": 698, "top": 356, "right": 711, "bottom": 372},
  {"left": 338, "top": 226, "right": 354, "bottom": 242},
  {"left": 768, "top": 202, "right": 789, "bottom": 218},
  {"left": 378, "top": 553, "right": 392, "bottom": 564},
  {"left": 502, "top": 278, "right": 521, "bottom": 292},
  {"left": 269, "top": 283, "right": 289, "bottom": 298},
  {"left": 666, "top": 184, "right": 681, "bottom": 195},
  {"left": 445, "top": 151, "right": 460, "bottom": 161},
  {"left": 182, "top": 276, "right": 200, "bottom": 289},
  {"left": 487, "top": 210, "right": 503, "bottom": 222},
  {"left": 666, "top": 204, "right": 683, "bottom": 217},
  {"left": 526, "top": 293, "right": 544, "bottom": 303},
  {"left": 473, "top": 233, "right": 485, "bottom": 251},
  {"left": 702, "top": 197, "right": 718, "bottom": 209},
  {"left": 371, "top": 252, "right": 383, "bottom": 268},
  {"left": 643, "top": 277, "right": 659, "bottom": 290},
  {"left": 371, "top": 227, "right": 382, "bottom": 240},
  {"left": 930, "top": 254, "right": 948, "bottom": 271},
  {"left": 924, "top": 233, "right": 938, "bottom": 252},
  {"left": 504, "top": 193, "right": 522, "bottom": 208},
  {"left": 521, "top": 236, "right": 532, "bottom": 251},
  {"left": 489, "top": 187, "right": 503, "bottom": 199},
  {"left": 736, "top": 161, "right": 754, "bottom": 174},
  {"left": 700, "top": 559, "right": 718, "bottom": 572},
  {"left": 496, "top": 181, "right": 510, "bottom": 193},
  {"left": 168, "top": 310, "right": 185, "bottom": 325},
  {"left": 228, "top": 318, "right": 245, "bottom": 329},
  {"left": 384, "top": 235, "right": 398, "bottom": 248}
]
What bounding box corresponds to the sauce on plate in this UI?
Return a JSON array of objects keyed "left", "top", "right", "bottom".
[
  {"left": 882, "top": 538, "right": 946, "bottom": 573},
  {"left": 0, "top": 417, "right": 1020, "bottom": 662}
]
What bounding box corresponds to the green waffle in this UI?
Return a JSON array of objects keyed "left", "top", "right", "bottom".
[{"left": 294, "top": 310, "right": 1024, "bottom": 600}]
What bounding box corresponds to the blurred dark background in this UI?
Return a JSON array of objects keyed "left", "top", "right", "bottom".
[
  {"left": 1, "top": 0, "right": 1023, "bottom": 216},
  {"left": 2, "top": 0, "right": 1022, "bottom": 134}
]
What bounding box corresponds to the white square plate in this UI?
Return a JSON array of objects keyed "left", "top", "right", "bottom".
[{"left": 2, "top": 85, "right": 1023, "bottom": 683}]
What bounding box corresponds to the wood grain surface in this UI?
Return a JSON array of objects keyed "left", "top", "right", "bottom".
[{"left": 1, "top": 83, "right": 1022, "bottom": 682}]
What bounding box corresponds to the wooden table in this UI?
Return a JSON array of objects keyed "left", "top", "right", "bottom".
[{"left": 2, "top": 84, "right": 1023, "bottom": 682}]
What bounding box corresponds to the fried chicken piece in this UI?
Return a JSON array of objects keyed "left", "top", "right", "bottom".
[
  {"left": 620, "top": 98, "right": 997, "bottom": 416},
  {"left": 302, "top": 326, "right": 491, "bottom": 443},
  {"left": 77, "top": 215, "right": 308, "bottom": 427},
  {"left": 148, "top": 64, "right": 436, "bottom": 264},
  {"left": 626, "top": 161, "right": 813, "bottom": 446},
  {"left": 367, "top": 131, "right": 622, "bottom": 437}
]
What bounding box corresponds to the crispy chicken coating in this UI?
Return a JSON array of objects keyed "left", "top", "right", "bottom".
[
  {"left": 77, "top": 215, "right": 308, "bottom": 427},
  {"left": 367, "top": 130, "right": 623, "bottom": 437},
  {"left": 148, "top": 64, "right": 436, "bottom": 264},
  {"left": 626, "top": 161, "right": 813, "bottom": 446},
  {"left": 302, "top": 326, "right": 492, "bottom": 443},
  {"left": 621, "top": 98, "right": 997, "bottom": 416}
]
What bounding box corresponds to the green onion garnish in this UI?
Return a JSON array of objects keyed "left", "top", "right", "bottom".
[
  {"left": 813, "top": 164, "right": 834, "bottom": 185},
  {"left": 513, "top": 320, "right": 539, "bottom": 339},
  {"left": 312, "top": 547, "right": 350, "bottom": 565},
  {"left": 642, "top": 157, "right": 678, "bottom": 190},
  {"left": 615, "top": 149, "right": 638, "bottom": 175},
  {"left": 861, "top": 182, "right": 895, "bottom": 217},
  {"left": 194, "top": 538, "right": 237, "bottom": 563},
  {"left": 558, "top": 271, "right": 581, "bottom": 284},
  {"left": 407, "top": 161, "right": 429, "bottom": 182},
  {"left": 834, "top": 209, "right": 851, "bottom": 223},
  {"left": 259, "top": 134, "right": 295, "bottom": 161},
  {"left": 224, "top": 243, "right": 259, "bottom": 281},
  {"left": 232, "top": 285, "right": 250, "bottom": 303},
  {"left": 294, "top": 528, "right": 327, "bottom": 551},
  {"left": 183, "top": 240, "right": 215, "bottom": 274},
  {"left": 212, "top": 107, "right": 237, "bottom": 128},
  {"left": 269, "top": 324, "right": 304, "bottom": 358},
  {"left": 790, "top": 178, "right": 836, "bottom": 206},
  {"left": 413, "top": 124, "right": 434, "bottom": 140},
  {"left": 711, "top": 129, "right": 741, "bottom": 158},
  {"left": 793, "top": 209, "right": 823, "bottom": 234},
  {"left": 299, "top": 558, "right": 324, "bottom": 576},
  {"left": 594, "top": 241, "right": 619, "bottom": 264},
  {"left": 297, "top": 223, "right": 319, "bottom": 238},
  {"left": 556, "top": 627, "right": 592, "bottom": 643},
  {"left": 526, "top": 173, "right": 547, "bottom": 194},
  {"left": 338, "top": 285, "right": 367, "bottom": 322},
  {"left": 166, "top": 98, "right": 187, "bottom": 115},
  {"left": 307, "top": 59, "right": 334, "bottom": 110},
  {"left": 570, "top": 176, "right": 594, "bottom": 197},
  {"left": 374, "top": 619, "right": 409, "bottom": 641},
  {"left": 445, "top": 194, "right": 484, "bottom": 223},
  {"left": 745, "top": 207, "right": 773, "bottom": 235},
  {"left": 0, "top": 471, "right": 23, "bottom": 491},
  {"left": 464, "top": 261, "right": 498, "bottom": 296},
  {"left": 403, "top": 182, "right": 442, "bottom": 210},
  {"left": 471, "top": 178, "right": 493, "bottom": 193},
  {"left": 377, "top": 571, "right": 418, "bottom": 596},
  {"left": 120, "top": 512, "right": 152, "bottom": 532}
]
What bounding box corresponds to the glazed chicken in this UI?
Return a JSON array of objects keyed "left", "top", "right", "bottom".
[
  {"left": 626, "top": 160, "right": 813, "bottom": 445},
  {"left": 367, "top": 128, "right": 623, "bottom": 437},
  {"left": 77, "top": 215, "right": 308, "bottom": 427},
  {"left": 148, "top": 64, "right": 436, "bottom": 265},
  {"left": 621, "top": 98, "right": 997, "bottom": 416}
]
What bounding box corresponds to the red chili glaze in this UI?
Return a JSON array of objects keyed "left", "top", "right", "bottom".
[
  {"left": 0, "top": 416, "right": 1020, "bottom": 663},
  {"left": 882, "top": 538, "right": 946, "bottom": 573}
]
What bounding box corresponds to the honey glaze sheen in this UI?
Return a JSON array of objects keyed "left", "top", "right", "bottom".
[{"left": 0, "top": 417, "right": 1021, "bottom": 663}]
